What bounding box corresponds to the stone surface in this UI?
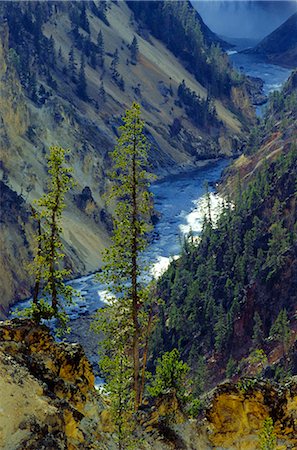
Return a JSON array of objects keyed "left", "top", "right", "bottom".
[
  {"left": 1, "top": 319, "right": 296, "bottom": 449},
  {"left": 0, "top": 319, "right": 100, "bottom": 449}
]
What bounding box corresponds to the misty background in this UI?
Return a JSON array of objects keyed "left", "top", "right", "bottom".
[{"left": 193, "top": 1, "right": 297, "bottom": 41}]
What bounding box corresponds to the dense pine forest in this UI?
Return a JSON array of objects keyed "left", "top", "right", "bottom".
[{"left": 152, "top": 72, "right": 297, "bottom": 389}]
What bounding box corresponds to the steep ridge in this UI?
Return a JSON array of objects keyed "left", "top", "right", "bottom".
[
  {"left": 244, "top": 12, "right": 297, "bottom": 69},
  {"left": 152, "top": 70, "right": 297, "bottom": 389},
  {"left": 0, "top": 1, "right": 253, "bottom": 311}
]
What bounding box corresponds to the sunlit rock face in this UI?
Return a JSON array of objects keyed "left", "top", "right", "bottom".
[
  {"left": 135, "top": 379, "right": 297, "bottom": 449},
  {"left": 0, "top": 319, "right": 296, "bottom": 449},
  {"left": 204, "top": 380, "right": 297, "bottom": 449},
  {"left": 0, "top": 319, "right": 100, "bottom": 450}
]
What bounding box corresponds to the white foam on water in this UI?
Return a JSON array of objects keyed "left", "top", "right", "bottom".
[
  {"left": 179, "top": 193, "right": 224, "bottom": 235},
  {"left": 227, "top": 50, "right": 238, "bottom": 56},
  {"left": 150, "top": 255, "right": 179, "bottom": 279},
  {"left": 267, "top": 83, "right": 282, "bottom": 91}
]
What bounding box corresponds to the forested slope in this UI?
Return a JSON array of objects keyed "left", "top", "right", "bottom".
[{"left": 152, "top": 71, "right": 297, "bottom": 389}]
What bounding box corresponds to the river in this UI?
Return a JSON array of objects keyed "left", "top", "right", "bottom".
[
  {"left": 10, "top": 160, "right": 229, "bottom": 376},
  {"left": 9, "top": 55, "right": 293, "bottom": 380},
  {"left": 227, "top": 38, "right": 292, "bottom": 115}
]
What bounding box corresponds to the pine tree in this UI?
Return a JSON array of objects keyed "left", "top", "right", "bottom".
[
  {"left": 252, "top": 311, "right": 264, "bottom": 349},
  {"left": 98, "top": 81, "right": 106, "bottom": 104},
  {"left": 94, "top": 302, "right": 135, "bottom": 450},
  {"left": 68, "top": 45, "right": 76, "bottom": 82},
  {"left": 98, "top": 1, "right": 108, "bottom": 22},
  {"left": 77, "top": 54, "right": 87, "bottom": 100},
  {"left": 214, "top": 303, "right": 227, "bottom": 353},
  {"left": 259, "top": 417, "right": 276, "bottom": 450},
  {"left": 269, "top": 309, "right": 291, "bottom": 357},
  {"left": 130, "top": 35, "right": 139, "bottom": 64},
  {"left": 58, "top": 46, "right": 63, "bottom": 62},
  {"left": 226, "top": 356, "right": 237, "bottom": 378},
  {"left": 93, "top": 103, "right": 155, "bottom": 415},
  {"left": 97, "top": 30, "right": 105, "bottom": 68},
  {"left": 79, "top": 3, "right": 90, "bottom": 33},
  {"left": 110, "top": 48, "right": 119, "bottom": 80},
  {"left": 148, "top": 349, "right": 189, "bottom": 401},
  {"left": 27, "top": 147, "right": 76, "bottom": 331},
  {"left": 265, "top": 222, "right": 289, "bottom": 280},
  {"left": 48, "top": 35, "right": 56, "bottom": 67},
  {"left": 28, "top": 71, "right": 37, "bottom": 102}
]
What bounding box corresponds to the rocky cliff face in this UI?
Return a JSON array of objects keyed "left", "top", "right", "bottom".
[
  {"left": 149, "top": 379, "right": 297, "bottom": 449},
  {"left": 0, "top": 319, "right": 296, "bottom": 450},
  {"left": 203, "top": 380, "right": 297, "bottom": 449},
  {"left": 0, "top": 319, "right": 100, "bottom": 449}
]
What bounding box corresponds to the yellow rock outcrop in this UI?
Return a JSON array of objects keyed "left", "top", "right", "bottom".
[
  {"left": 0, "top": 319, "right": 100, "bottom": 449},
  {"left": 1, "top": 319, "right": 296, "bottom": 449}
]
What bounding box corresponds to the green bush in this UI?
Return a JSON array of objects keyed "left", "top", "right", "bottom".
[{"left": 148, "top": 349, "right": 190, "bottom": 401}]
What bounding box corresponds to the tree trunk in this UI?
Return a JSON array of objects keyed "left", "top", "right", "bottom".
[
  {"left": 50, "top": 177, "right": 60, "bottom": 312},
  {"left": 32, "top": 215, "right": 42, "bottom": 305},
  {"left": 131, "top": 131, "right": 140, "bottom": 411},
  {"left": 139, "top": 304, "right": 153, "bottom": 406}
]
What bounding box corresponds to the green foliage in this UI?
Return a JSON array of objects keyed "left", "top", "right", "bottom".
[
  {"left": 92, "top": 103, "right": 155, "bottom": 439},
  {"left": 79, "top": 3, "right": 90, "bottom": 33},
  {"left": 265, "top": 222, "right": 290, "bottom": 280},
  {"left": 191, "top": 355, "right": 207, "bottom": 396},
  {"left": 130, "top": 35, "right": 139, "bottom": 64},
  {"left": 273, "top": 364, "right": 291, "bottom": 382},
  {"left": 7, "top": 48, "right": 20, "bottom": 72},
  {"left": 269, "top": 309, "right": 291, "bottom": 355},
  {"left": 187, "top": 398, "right": 204, "bottom": 418},
  {"left": 148, "top": 349, "right": 190, "bottom": 401},
  {"left": 97, "top": 30, "right": 105, "bottom": 68},
  {"left": 24, "top": 146, "right": 76, "bottom": 332},
  {"left": 90, "top": 1, "right": 109, "bottom": 26},
  {"left": 226, "top": 357, "right": 238, "bottom": 378},
  {"left": 252, "top": 312, "right": 264, "bottom": 349},
  {"left": 128, "top": 1, "right": 238, "bottom": 98},
  {"left": 1, "top": 2, "right": 56, "bottom": 96},
  {"left": 98, "top": 81, "right": 106, "bottom": 105},
  {"left": 152, "top": 144, "right": 297, "bottom": 375},
  {"left": 177, "top": 80, "right": 218, "bottom": 130},
  {"left": 93, "top": 305, "right": 135, "bottom": 449},
  {"left": 214, "top": 303, "right": 229, "bottom": 352},
  {"left": 259, "top": 417, "right": 277, "bottom": 450},
  {"left": 68, "top": 46, "right": 77, "bottom": 82},
  {"left": 48, "top": 35, "right": 56, "bottom": 68},
  {"left": 249, "top": 349, "right": 268, "bottom": 377},
  {"left": 237, "top": 378, "right": 257, "bottom": 394},
  {"left": 110, "top": 48, "right": 119, "bottom": 79},
  {"left": 77, "top": 54, "right": 87, "bottom": 100}
]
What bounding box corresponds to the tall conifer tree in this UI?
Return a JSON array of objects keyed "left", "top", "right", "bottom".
[
  {"left": 68, "top": 45, "right": 76, "bottom": 82},
  {"left": 77, "top": 54, "right": 87, "bottom": 100},
  {"left": 93, "top": 103, "right": 155, "bottom": 420},
  {"left": 28, "top": 146, "right": 76, "bottom": 330},
  {"left": 97, "top": 30, "right": 105, "bottom": 68}
]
